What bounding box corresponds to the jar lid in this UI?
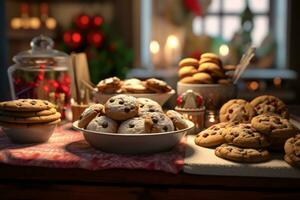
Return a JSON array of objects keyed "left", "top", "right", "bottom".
[{"left": 13, "top": 35, "right": 69, "bottom": 66}]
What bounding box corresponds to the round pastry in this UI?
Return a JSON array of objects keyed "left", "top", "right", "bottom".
[
  {"left": 223, "top": 65, "right": 237, "bottom": 71},
  {"left": 118, "top": 117, "right": 146, "bottom": 134},
  {"left": 192, "top": 72, "right": 213, "bottom": 84},
  {"left": 166, "top": 110, "right": 189, "bottom": 130},
  {"left": 144, "top": 112, "right": 174, "bottom": 133},
  {"left": 121, "top": 79, "right": 151, "bottom": 93},
  {"left": 217, "top": 79, "right": 232, "bottom": 85},
  {"left": 194, "top": 122, "right": 231, "bottom": 148},
  {"left": 200, "top": 53, "right": 220, "bottom": 61},
  {"left": 105, "top": 94, "right": 139, "bottom": 121},
  {"left": 224, "top": 123, "right": 270, "bottom": 148},
  {"left": 96, "top": 77, "right": 122, "bottom": 94},
  {"left": 0, "top": 112, "right": 61, "bottom": 124},
  {"left": 179, "top": 58, "right": 199, "bottom": 68},
  {"left": 137, "top": 98, "right": 163, "bottom": 116},
  {"left": 0, "top": 99, "right": 54, "bottom": 112},
  {"left": 250, "top": 95, "right": 289, "bottom": 119},
  {"left": 145, "top": 78, "right": 172, "bottom": 93},
  {"left": 219, "top": 99, "right": 256, "bottom": 123},
  {"left": 199, "top": 57, "right": 221, "bottom": 66},
  {"left": 179, "top": 76, "right": 198, "bottom": 84},
  {"left": 78, "top": 104, "right": 104, "bottom": 128},
  {"left": 178, "top": 66, "right": 198, "bottom": 78},
  {"left": 198, "top": 62, "right": 221, "bottom": 73},
  {"left": 0, "top": 107, "right": 57, "bottom": 117},
  {"left": 284, "top": 134, "right": 300, "bottom": 167},
  {"left": 86, "top": 116, "right": 118, "bottom": 133},
  {"left": 215, "top": 144, "right": 271, "bottom": 163}
]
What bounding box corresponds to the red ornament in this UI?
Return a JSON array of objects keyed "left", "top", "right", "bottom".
[
  {"left": 177, "top": 95, "right": 183, "bottom": 106},
  {"left": 63, "top": 31, "right": 72, "bottom": 44},
  {"left": 196, "top": 95, "right": 203, "bottom": 107},
  {"left": 64, "top": 31, "right": 82, "bottom": 49},
  {"left": 87, "top": 31, "right": 104, "bottom": 48},
  {"left": 92, "top": 15, "right": 104, "bottom": 28},
  {"left": 75, "top": 14, "right": 90, "bottom": 29},
  {"left": 183, "top": 0, "right": 202, "bottom": 16}
]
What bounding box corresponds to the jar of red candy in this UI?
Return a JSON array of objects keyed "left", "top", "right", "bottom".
[{"left": 7, "top": 35, "right": 72, "bottom": 118}]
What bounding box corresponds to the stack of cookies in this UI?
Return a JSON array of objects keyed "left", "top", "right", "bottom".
[
  {"left": 0, "top": 99, "right": 60, "bottom": 128},
  {"left": 195, "top": 95, "right": 298, "bottom": 163},
  {"left": 77, "top": 94, "right": 189, "bottom": 134},
  {"left": 96, "top": 77, "right": 173, "bottom": 94},
  {"left": 284, "top": 134, "right": 300, "bottom": 168},
  {"left": 178, "top": 53, "right": 234, "bottom": 84}
]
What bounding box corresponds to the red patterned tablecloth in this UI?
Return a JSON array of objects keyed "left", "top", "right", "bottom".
[{"left": 0, "top": 124, "right": 185, "bottom": 174}]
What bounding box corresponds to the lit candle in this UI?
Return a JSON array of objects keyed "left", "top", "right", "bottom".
[
  {"left": 164, "top": 34, "right": 179, "bottom": 67},
  {"left": 150, "top": 40, "right": 160, "bottom": 67},
  {"left": 205, "top": 111, "right": 219, "bottom": 128}
]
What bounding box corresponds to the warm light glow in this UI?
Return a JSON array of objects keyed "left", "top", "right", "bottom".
[
  {"left": 166, "top": 35, "right": 179, "bottom": 49},
  {"left": 219, "top": 44, "right": 229, "bottom": 56},
  {"left": 11, "top": 18, "right": 22, "bottom": 29},
  {"left": 273, "top": 77, "right": 282, "bottom": 87},
  {"left": 30, "top": 17, "right": 41, "bottom": 29},
  {"left": 209, "top": 115, "right": 215, "bottom": 123},
  {"left": 150, "top": 40, "right": 160, "bottom": 54},
  {"left": 46, "top": 18, "right": 57, "bottom": 29},
  {"left": 249, "top": 81, "right": 259, "bottom": 91}
]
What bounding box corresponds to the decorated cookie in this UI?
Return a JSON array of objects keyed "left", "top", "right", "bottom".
[
  {"left": 219, "top": 99, "right": 256, "bottom": 123},
  {"left": 215, "top": 144, "right": 271, "bottom": 163},
  {"left": 179, "top": 58, "right": 199, "bottom": 68},
  {"left": 250, "top": 95, "right": 289, "bottom": 119},
  {"left": 0, "top": 99, "right": 54, "bottom": 112},
  {"left": 145, "top": 78, "right": 172, "bottom": 93},
  {"left": 194, "top": 122, "right": 231, "bottom": 148},
  {"left": 166, "top": 110, "right": 189, "bottom": 130},
  {"left": 105, "top": 95, "right": 139, "bottom": 121},
  {"left": 224, "top": 123, "right": 270, "bottom": 148},
  {"left": 137, "top": 98, "right": 163, "bottom": 116},
  {"left": 144, "top": 112, "right": 174, "bottom": 133},
  {"left": 87, "top": 115, "right": 118, "bottom": 133},
  {"left": 96, "top": 77, "right": 122, "bottom": 94},
  {"left": 78, "top": 104, "right": 104, "bottom": 128},
  {"left": 118, "top": 117, "right": 146, "bottom": 134}
]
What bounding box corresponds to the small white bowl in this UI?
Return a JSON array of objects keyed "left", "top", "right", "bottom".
[
  {"left": 177, "top": 82, "right": 237, "bottom": 110},
  {"left": 93, "top": 90, "right": 175, "bottom": 106},
  {"left": 73, "top": 120, "right": 194, "bottom": 154},
  {"left": 2, "top": 124, "right": 56, "bottom": 143}
]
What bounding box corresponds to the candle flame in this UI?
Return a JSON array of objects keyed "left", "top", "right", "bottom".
[
  {"left": 150, "top": 40, "right": 160, "bottom": 54},
  {"left": 166, "top": 35, "right": 179, "bottom": 49}
]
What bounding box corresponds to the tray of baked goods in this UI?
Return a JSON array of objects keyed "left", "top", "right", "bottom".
[{"left": 184, "top": 95, "right": 300, "bottom": 178}]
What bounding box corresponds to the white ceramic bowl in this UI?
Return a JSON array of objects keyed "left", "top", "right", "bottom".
[
  {"left": 2, "top": 124, "right": 56, "bottom": 143},
  {"left": 72, "top": 120, "right": 194, "bottom": 154},
  {"left": 93, "top": 90, "right": 175, "bottom": 106},
  {"left": 177, "top": 82, "right": 237, "bottom": 110}
]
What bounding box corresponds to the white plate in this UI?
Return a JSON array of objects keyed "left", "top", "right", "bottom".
[
  {"left": 93, "top": 90, "right": 175, "bottom": 106},
  {"left": 72, "top": 120, "right": 194, "bottom": 154}
]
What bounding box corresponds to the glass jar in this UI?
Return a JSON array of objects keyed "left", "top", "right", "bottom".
[{"left": 7, "top": 35, "right": 72, "bottom": 117}]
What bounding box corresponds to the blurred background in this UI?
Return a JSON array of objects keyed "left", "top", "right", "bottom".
[{"left": 0, "top": 0, "right": 299, "bottom": 103}]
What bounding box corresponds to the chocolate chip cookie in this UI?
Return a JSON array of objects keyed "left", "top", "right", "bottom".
[
  {"left": 250, "top": 95, "right": 289, "bottom": 119},
  {"left": 166, "top": 110, "right": 189, "bottom": 130},
  {"left": 194, "top": 122, "right": 231, "bottom": 148},
  {"left": 0, "top": 112, "right": 61, "bottom": 124},
  {"left": 144, "top": 112, "right": 174, "bottom": 133},
  {"left": 86, "top": 116, "right": 118, "bottom": 133},
  {"left": 215, "top": 144, "right": 271, "bottom": 163},
  {"left": 0, "top": 99, "right": 54, "bottom": 112},
  {"left": 284, "top": 134, "right": 300, "bottom": 168},
  {"left": 105, "top": 95, "right": 139, "bottom": 121},
  {"left": 118, "top": 117, "right": 146, "bottom": 134},
  {"left": 220, "top": 99, "right": 256, "bottom": 123},
  {"left": 145, "top": 78, "right": 172, "bottom": 93},
  {"left": 137, "top": 98, "right": 163, "bottom": 116},
  {"left": 96, "top": 77, "right": 122, "bottom": 94},
  {"left": 224, "top": 123, "right": 270, "bottom": 148},
  {"left": 0, "top": 107, "right": 57, "bottom": 117},
  {"left": 78, "top": 104, "right": 104, "bottom": 128}
]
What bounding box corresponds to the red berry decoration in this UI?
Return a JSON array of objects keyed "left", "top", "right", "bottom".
[
  {"left": 75, "top": 14, "right": 90, "bottom": 29},
  {"left": 87, "top": 31, "right": 103, "bottom": 48},
  {"left": 92, "top": 15, "right": 104, "bottom": 28},
  {"left": 177, "top": 95, "right": 183, "bottom": 106},
  {"left": 196, "top": 95, "right": 203, "bottom": 107}
]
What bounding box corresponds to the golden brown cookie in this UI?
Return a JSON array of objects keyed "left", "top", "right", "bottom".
[
  {"left": 179, "top": 58, "right": 199, "bottom": 68},
  {"left": 250, "top": 95, "right": 289, "bottom": 119},
  {"left": 145, "top": 78, "right": 172, "bottom": 93},
  {"left": 121, "top": 79, "right": 151, "bottom": 93},
  {"left": 219, "top": 99, "right": 256, "bottom": 123},
  {"left": 223, "top": 65, "right": 237, "bottom": 71},
  {"left": 215, "top": 144, "right": 271, "bottom": 163},
  {"left": 224, "top": 123, "right": 270, "bottom": 148},
  {"left": 199, "top": 57, "right": 221, "bottom": 66},
  {"left": 0, "top": 108, "right": 57, "bottom": 117},
  {"left": 192, "top": 72, "right": 213, "bottom": 84},
  {"left": 144, "top": 112, "right": 174, "bottom": 133},
  {"left": 0, "top": 99, "right": 54, "bottom": 112},
  {"left": 166, "top": 110, "right": 189, "bottom": 130},
  {"left": 284, "top": 134, "right": 300, "bottom": 167},
  {"left": 198, "top": 62, "right": 221, "bottom": 73},
  {"left": 200, "top": 53, "right": 220, "bottom": 60},
  {"left": 0, "top": 119, "right": 61, "bottom": 128},
  {"left": 96, "top": 77, "right": 122, "bottom": 94},
  {"left": 179, "top": 76, "right": 198, "bottom": 84},
  {"left": 0, "top": 112, "right": 61, "bottom": 124},
  {"left": 78, "top": 104, "right": 104, "bottom": 128},
  {"left": 178, "top": 66, "right": 198, "bottom": 78}
]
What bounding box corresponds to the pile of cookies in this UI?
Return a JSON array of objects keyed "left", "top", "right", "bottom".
[
  {"left": 195, "top": 95, "right": 299, "bottom": 164},
  {"left": 78, "top": 94, "right": 189, "bottom": 134},
  {"left": 0, "top": 99, "right": 61, "bottom": 128},
  {"left": 178, "top": 53, "right": 235, "bottom": 84},
  {"left": 96, "top": 77, "right": 173, "bottom": 94}
]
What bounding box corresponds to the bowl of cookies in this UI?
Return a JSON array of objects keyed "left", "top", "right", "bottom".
[
  {"left": 0, "top": 99, "right": 61, "bottom": 143},
  {"left": 93, "top": 77, "right": 175, "bottom": 106},
  {"left": 73, "top": 94, "right": 194, "bottom": 154},
  {"left": 177, "top": 53, "right": 237, "bottom": 110}
]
